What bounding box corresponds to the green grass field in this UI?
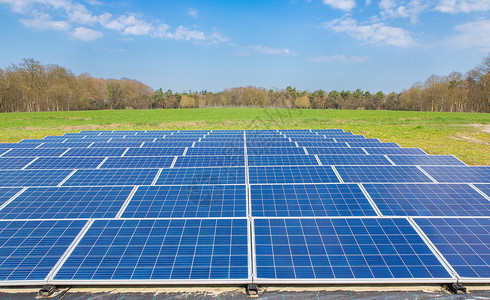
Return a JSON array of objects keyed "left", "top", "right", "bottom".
[{"left": 0, "top": 108, "right": 488, "bottom": 165}]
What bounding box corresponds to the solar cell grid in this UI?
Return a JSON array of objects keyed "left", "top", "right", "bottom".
[
  {"left": 388, "top": 155, "right": 466, "bottom": 166},
  {"left": 26, "top": 157, "right": 105, "bottom": 170},
  {"left": 0, "top": 219, "right": 86, "bottom": 281},
  {"left": 296, "top": 142, "right": 349, "bottom": 148},
  {"left": 363, "top": 183, "right": 490, "bottom": 216},
  {"left": 54, "top": 218, "right": 249, "bottom": 281},
  {"left": 415, "top": 218, "right": 490, "bottom": 280},
  {"left": 305, "top": 148, "right": 367, "bottom": 155},
  {"left": 336, "top": 166, "right": 434, "bottom": 183},
  {"left": 251, "top": 184, "right": 376, "bottom": 217},
  {"left": 100, "top": 157, "right": 175, "bottom": 169},
  {"left": 248, "top": 155, "right": 319, "bottom": 166},
  {"left": 421, "top": 166, "right": 490, "bottom": 183},
  {"left": 254, "top": 218, "right": 452, "bottom": 281},
  {"left": 0, "top": 157, "right": 35, "bottom": 170},
  {"left": 185, "top": 148, "right": 245, "bottom": 156},
  {"left": 155, "top": 167, "right": 246, "bottom": 185},
  {"left": 63, "top": 148, "right": 126, "bottom": 157},
  {"left": 174, "top": 156, "right": 245, "bottom": 168},
  {"left": 247, "top": 142, "right": 295, "bottom": 148},
  {"left": 63, "top": 169, "right": 159, "bottom": 186},
  {"left": 125, "top": 148, "right": 184, "bottom": 157},
  {"left": 0, "top": 186, "right": 134, "bottom": 219},
  {"left": 348, "top": 142, "right": 400, "bottom": 148},
  {"left": 317, "top": 155, "right": 391, "bottom": 166},
  {"left": 247, "top": 148, "right": 306, "bottom": 156},
  {"left": 194, "top": 142, "right": 245, "bottom": 148},
  {"left": 91, "top": 142, "right": 143, "bottom": 148},
  {"left": 2, "top": 149, "right": 69, "bottom": 157},
  {"left": 473, "top": 184, "right": 490, "bottom": 198},
  {"left": 38, "top": 142, "right": 93, "bottom": 148},
  {"left": 0, "top": 188, "right": 23, "bottom": 206},
  {"left": 122, "top": 185, "right": 246, "bottom": 218},
  {"left": 364, "top": 148, "right": 427, "bottom": 155},
  {"left": 0, "top": 143, "right": 43, "bottom": 149},
  {"left": 249, "top": 166, "right": 339, "bottom": 184},
  {"left": 0, "top": 170, "right": 73, "bottom": 187}
]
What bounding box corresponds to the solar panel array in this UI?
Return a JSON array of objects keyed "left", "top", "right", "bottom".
[{"left": 0, "top": 129, "right": 488, "bottom": 286}]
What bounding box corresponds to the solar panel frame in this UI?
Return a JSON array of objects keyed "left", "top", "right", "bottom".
[
  {"left": 174, "top": 156, "right": 245, "bottom": 168},
  {"left": 0, "top": 157, "right": 36, "bottom": 170},
  {"left": 317, "top": 155, "right": 392, "bottom": 166},
  {"left": 26, "top": 157, "right": 105, "bottom": 170},
  {"left": 336, "top": 166, "right": 434, "bottom": 183},
  {"left": 125, "top": 148, "right": 185, "bottom": 157},
  {"left": 473, "top": 184, "right": 490, "bottom": 198},
  {"left": 63, "top": 148, "right": 127, "bottom": 157},
  {"left": 0, "top": 187, "right": 24, "bottom": 207},
  {"left": 247, "top": 147, "right": 307, "bottom": 156},
  {"left": 249, "top": 166, "right": 340, "bottom": 184},
  {"left": 0, "top": 170, "right": 74, "bottom": 187},
  {"left": 184, "top": 148, "right": 245, "bottom": 156},
  {"left": 421, "top": 166, "right": 490, "bottom": 183},
  {"left": 248, "top": 155, "right": 319, "bottom": 166},
  {"left": 100, "top": 157, "right": 175, "bottom": 169},
  {"left": 2, "top": 148, "right": 69, "bottom": 157},
  {"left": 347, "top": 142, "right": 401, "bottom": 148},
  {"left": 364, "top": 148, "right": 427, "bottom": 155},
  {"left": 388, "top": 155, "right": 466, "bottom": 166},
  {"left": 305, "top": 148, "right": 368, "bottom": 155},
  {"left": 155, "top": 167, "right": 246, "bottom": 185},
  {"left": 63, "top": 169, "right": 159, "bottom": 187}
]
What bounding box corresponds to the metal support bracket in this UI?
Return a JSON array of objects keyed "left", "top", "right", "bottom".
[
  {"left": 445, "top": 282, "right": 467, "bottom": 294},
  {"left": 246, "top": 283, "right": 259, "bottom": 296}
]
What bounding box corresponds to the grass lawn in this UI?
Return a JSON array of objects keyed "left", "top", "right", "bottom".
[{"left": 0, "top": 108, "right": 488, "bottom": 165}]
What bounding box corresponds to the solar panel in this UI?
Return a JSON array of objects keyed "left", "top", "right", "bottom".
[
  {"left": 0, "top": 186, "right": 134, "bottom": 219},
  {"left": 247, "top": 142, "right": 295, "bottom": 148},
  {"left": 194, "top": 142, "right": 245, "bottom": 148},
  {"left": 63, "top": 148, "right": 127, "bottom": 157},
  {"left": 317, "top": 155, "right": 391, "bottom": 166},
  {"left": 141, "top": 142, "right": 194, "bottom": 148},
  {"left": 249, "top": 166, "right": 339, "bottom": 184},
  {"left": 0, "top": 143, "right": 42, "bottom": 148},
  {"left": 305, "top": 148, "right": 367, "bottom": 155},
  {"left": 0, "top": 170, "right": 73, "bottom": 187},
  {"left": 348, "top": 142, "right": 400, "bottom": 148},
  {"left": 2, "top": 148, "right": 68, "bottom": 157},
  {"left": 91, "top": 142, "right": 142, "bottom": 148},
  {"left": 364, "top": 148, "right": 427, "bottom": 155},
  {"left": 125, "top": 148, "right": 184, "bottom": 157},
  {"left": 0, "top": 220, "right": 86, "bottom": 281},
  {"left": 63, "top": 169, "right": 159, "bottom": 186},
  {"left": 0, "top": 157, "right": 35, "bottom": 169},
  {"left": 388, "top": 155, "right": 466, "bottom": 166},
  {"left": 415, "top": 218, "right": 490, "bottom": 280},
  {"left": 251, "top": 184, "right": 376, "bottom": 217},
  {"left": 185, "top": 148, "right": 245, "bottom": 156},
  {"left": 247, "top": 147, "right": 306, "bottom": 156},
  {"left": 363, "top": 183, "right": 490, "bottom": 216},
  {"left": 254, "top": 218, "right": 452, "bottom": 281},
  {"left": 0, "top": 188, "right": 23, "bottom": 206},
  {"left": 296, "top": 142, "right": 349, "bottom": 148},
  {"left": 421, "top": 166, "right": 490, "bottom": 183},
  {"left": 54, "top": 218, "right": 249, "bottom": 281},
  {"left": 335, "top": 138, "right": 379, "bottom": 143},
  {"left": 155, "top": 167, "right": 246, "bottom": 185},
  {"left": 474, "top": 184, "right": 490, "bottom": 198},
  {"left": 336, "top": 166, "right": 434, "bottom": 183},
  {"left": 121, "top": 185, "right": 246, "bottom": 218},
  {"left": 248, "top": 155, "right": 319, "bottom": 166},
  {"left": 26, "top": 157, "right": 105, "bottom": 170},
  {"left": 174, "top": 156, "right": 245, "bottom": 168},
  {"left": 38, "top": 142, "right": 94, "bottom": 148},
  {"left": 100, "top": 157, "right": 175, "bottom": 169}
]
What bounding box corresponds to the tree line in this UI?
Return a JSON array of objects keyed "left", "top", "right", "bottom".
[{"left": 0, "top": 56, "right": 488, "bottom": 113}]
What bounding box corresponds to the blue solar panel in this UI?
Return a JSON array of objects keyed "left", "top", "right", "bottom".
[
  {"left": 335, "top": 138, "right": 379, "bottom": 143},
  {"left": 91, "top": 142, "right": 142, "bottom": 148},
  {"left": 174, "top": 156, "right": 245, "bottom": 168},
  {"left": 100, "top": 157, "right": 175, "bottom": 169},
  {"left": 415, "top": 218, "right": 490, "bottom": 279},
  {"left": 474, "top": 184, "right": 490, "bottom": 198},
  {"left": 364, "top": 148, "right": 426, "bottom": 155},
  {"left": 185, "top": 148, "right": 245, "bottom": 156},
  {"left": 55, "top": 218, "right": 249, "bottom": 281},
  {"left": 247, "top": 142, "right": 295, "bottom": 148},
  {"left": 251, "top": 184, "right": 376, "bottom": 217},
  {"left": 249, "top": 166, "right": 339, "bottom": 184},
  {"left": 63, "top": 148, "right": 126, "bottom": 157},
  {"left": 0, "top": 158, "right": 35, "bottom": 169},
  {"left": 247, "top": 148, "right": 306, "bottom": 156},
  {"left": 0, "top": 143, "right": 42, "bottom": 148},
  {"left": 248, "top": 155, "right": 319, "bottom": 166},
  {"left": 296, "top": 142, "right": 349, "bottom": 148},
  {"left": 348, "top": 142, "right": 400, "bottom": 148},
  {"left": 141, "top": 142, "right": 194, "bottom": 148},
  {"left": 317, "top": 155, "right": 391, "bottom": 166},
  {"left": 155, "top": 167, "right": 246, "bottom": 185},
  {"left": 38, "top": 142, "right": 94, "bottom": 148},
  {"left": 0, "top": 186, "right": 134, "bottom": 219},
  {"left": 421, "top": 166, "right": 490, "bottom": 183},
  {"left": 0, "top": 170, "right": 73, "bottom": 187},
  {"left": 26, "top": 157, "right": 105, "bottom": 170},
  {"left": 125, "top": 148, "right": 184, "bottom": 156},
  {"left": 363, "top": 183, "right": 490, "bottom": 216},
  {"left": 122, "top": 185, "right": 246, "bottom": 218},
  {"left": 0, "top": 188, "right": 23, "bottom": 206},
  {"left": 305, "top": 148, "right": 367, "bottom": 155},
  {"left": 254, "top": 218, "right": 452, "bottom": 280},
  {"left": 388, "top": 155, "right": 466, "bottom": 166},
  {"left": 336, "top": 166, "right": 434, "bottom": 183},
  {"left": 63, "top": 169, "right": 159, "bottom": 186},
  {"left": 195, "top": 142, "right": 245, "bottom": 148},
  {"left": 2, "top": 148, "right": 68, "bottom": 157},
  {"left": 0, "top": 220, "right": 86, "bottom": 281}
]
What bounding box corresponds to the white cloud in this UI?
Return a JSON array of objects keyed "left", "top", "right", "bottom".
[
  {"left": 71, "top": 26, "right": 103, "bottom": 41},
  {"left": 20, "top": 12, "right": 71, "bottom": 31},
  {"left": 435, "top": 0, "right": 490, "bottom": 13},
  {"left": 308, "top": 54, "right": 368, "bottom": 63},
  {"left": 323, "top": 16, "right": 417, "bottom": 47},
  {"left": 120, "top": 15, "right": 154, "bottom": 35},
  {"left": 174, "top": 25, "right": 205, "bottom": 40},
  {"left": 153, "top": 24, "right": 229, "bottom": 44},
  {"left": 379, "top": 0, "right": 427, "bottom": 23},
  {"left": 322, "top": 0, "right": 356, "bottom": 11},
  {"left": 188, "top": 8, "right": 198, "bottom": 18},
  {"left": 444, "top": 19, "right": 490, "bottom": 51},
  {"left": 247, "top": 45, "right": 296, "bottom": 55}
]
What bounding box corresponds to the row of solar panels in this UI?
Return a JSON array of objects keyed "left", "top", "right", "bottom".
[
  {"left": 0, "top": 155, "right": 466, "bottom": 170},
  {"left": 0, "top": 217, "right": 487, "bottom": 284},
  {"left": 0, "top": 166, "right": 488, "bottom": 187},
  {"left": 0, "top": 183, "right": 488, "bottom": 219}
]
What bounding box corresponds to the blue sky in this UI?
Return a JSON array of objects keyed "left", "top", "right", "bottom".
[{"left": 0, "top": 0, "right": 489, "bottom": 93}]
